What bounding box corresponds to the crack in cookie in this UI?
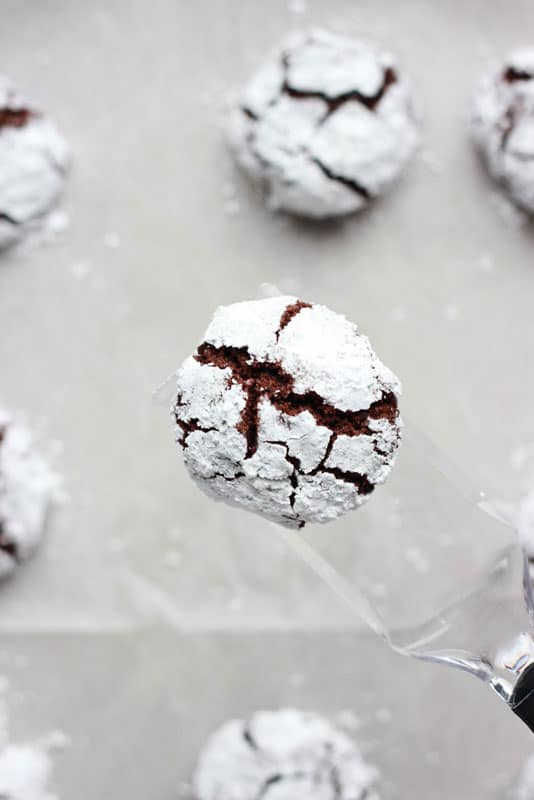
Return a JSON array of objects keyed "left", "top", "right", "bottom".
[
  {"left": 281, "top": 53, "right": 397, "bottom": 121},
  {"left": 0, "top": 106, "right": 35, "bottom": 129}
]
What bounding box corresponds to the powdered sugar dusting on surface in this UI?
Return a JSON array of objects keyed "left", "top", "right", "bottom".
[
  {"left": 472, "top": 49, "right": 534, "bottom": 214},
  {"left": 173, "top": 296, "right": 401, "bottom": 529},
  {"left": 226, "top": 30, "right": 419, "bottom": 218},
  {"left": 194, "top": 709, "right": 380, "bottom": 800},
  {"left": 0, "top": 75, "right": 70, "bottom": 250},
  {"left": 0, "top": 410, "right": 61, "bottom": 580}
]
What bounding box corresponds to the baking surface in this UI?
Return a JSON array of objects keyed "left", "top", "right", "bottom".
[{"left": 1, "top": 0, "right": 534, "bottom": 796}]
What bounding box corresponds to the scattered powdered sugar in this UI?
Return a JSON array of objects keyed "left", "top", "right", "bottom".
[
  {"left": 374, "top": 708, "right": 392, "bottom": 725},
  {"left": 69, "top": 260, "right": 92, "bottom": 280},
  {"left": 390, "top": 305, "right": 407, "bottom": 323},
  {"left": 510, "top": 445, "right": 529, "bottom": 472},
  {"left": 443, "top": 302, "right": 459, "bottom": 322},
  {"left": 334, "top": 710, "right": 359, "bottom": 731},
  {"left": 0, "top": 409, "right": 61, "bottom": 580},
  {"left": 226, "top": 29, "right": 419, "bottom": 218},
  {"left": 0, "top": 76, "right": 70, "bottom": 251},
  {"left": 512, "top": 754, "right": 534, "bottom": 800},
  {"left": 287, "top": 0, "right": 308, "bottom": 14},
  {"left": 193, "top": 709, "right": 380, "bottom": 800},
  {"left": 0, "top": 683, "right": 64, "bottom": 800},
  {"left": 478, "top": 253, "right": 495, "bottom": 273},
  {"left": 173, "top": 296, "right": 402, "bottom": 529},
  {"left": 103, "top": 231, "right": 120, "bottom": 249},
  {"left": 420, "top": 147, "right": 445, "bottom": 175},
  {"left": 404, "top": 545, "right": 429, "bottom": 574},
  {"left": 472, "top": 49, "right": 534, "bottom": 215},
  {"left": 163, "top": 549, "right": 182, "bottom": 568}
]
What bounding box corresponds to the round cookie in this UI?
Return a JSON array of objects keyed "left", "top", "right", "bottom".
[
  {"left": 172, "top": 296, "right": 401, "bottom": 529},
  {"left": 472, "top": 49, "right": 534, "bottom": 213},
  {"left": 0, "top": 76, "right": 70, "bottom": 249},
  {"left": 194, "top": 709, "right": 380, "bottom": 800},
  {"left": 226, "top": 29, "right": 418, "bottom": 218},
  {"left": 0, "top": 410, "right": 58, "bottom": 580}
]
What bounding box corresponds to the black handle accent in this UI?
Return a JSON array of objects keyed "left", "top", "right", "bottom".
[{"left": 510, "top": 663, "right": 534, "bottom": 733}]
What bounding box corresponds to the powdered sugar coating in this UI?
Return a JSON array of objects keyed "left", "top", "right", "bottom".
[
  {"left": 173, "top": 296, "right": 402, "bottom": 529},
  {"left": 0, "top": 745, "right": 56, "bottom": 800},
  {"left": 0, "top": 410, "right": 59, "bottom": 580},
  {"left": 0, "top": 76, "right": 70, "bottom": 249},
  {"left": 512, "top": 754, "right": 534, "bottom": 800},
  {"left": 226, "top": 30, "right": 419, "bottom": 218},
  {"left": 193, "top": 709, "right": 380, "bottom": 800},
  {"left": 472, "top": 49, "right": 534, "bottom": 213}
]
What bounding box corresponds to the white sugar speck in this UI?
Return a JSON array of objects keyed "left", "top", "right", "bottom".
[
  {"left": 387, "top": 511, "right": 402, "bottom": 529},
  {"left": 226, "top": 594, "right": 243, "bottom": 612},
  {"left": 375, "top": 707, "right": 392, "bottom": 724},
  {"left": 510, "top": 446, "right": 529, "bottom": 471},
  {"left": 420, "top": 148, "right": 445, "bottom": 175},
  {"left": 45, "top": 209, "right": 70, "bottom": 235},
  {"left": 443, "top": 303, "right": 459, "bottom": 321},
  {"left": 166, "top": 526, "right": 183, "bottom": 543},
  {"left": 164, "top": 550, "right": 183, "bottom": 568},
  {"left": 478, "top": 253, "right": 495, "bottom": 273},
  {"left": 390, "top": 306, "right": 407, "bottom": 323},
  {"left": 288, "top": 0, "right": 307, "bottom": 13},
  {"left": 223, "top": 199, "right": 241, "bottom": 217},
  {"left": 370, "top": 582, "right": 387, "bottom": 598},
  {"left": 334, "top": 710, "right": 359, "bottom": 731},
  {"left": 106, "top": 537, "right": 125, "bottom": 554},
  {"left": 258, "top": 282, "right": 283, "bottom": 299},
  {"left": 42, "top": 730, "right": 69, "bottom": 752},
  {"left": 69, "top": 261, "right": 91, "bottom": 280},
  {"left": 405, "top": 546, "right": 429, "bottom": 573}
]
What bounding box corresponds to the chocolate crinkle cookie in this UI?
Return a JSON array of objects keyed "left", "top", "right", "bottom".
[
  {"left": 0, "top": 409, "right": 59, "bottom": 580},
  {"left": 472, "top": 49, "right": 534, "bottom": 213},
  {"left": 225, "top": 29, "right": 419, "bottom": 218},
  {"left": 194, "top": 709, "right": 380, "bottom": 800},
  {"left": 172, "top": 296, "right": 401, "bottom": 529},
  {"left": 511, "top": 754, "right": 534, "bottom": 799},
  {"left": 0, "top": 76, "right": 70, "bottom": 250}
]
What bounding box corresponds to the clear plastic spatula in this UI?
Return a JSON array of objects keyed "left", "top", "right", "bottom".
[{"left": 278, "top": 422, "right": 534, "bottom": 733}]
